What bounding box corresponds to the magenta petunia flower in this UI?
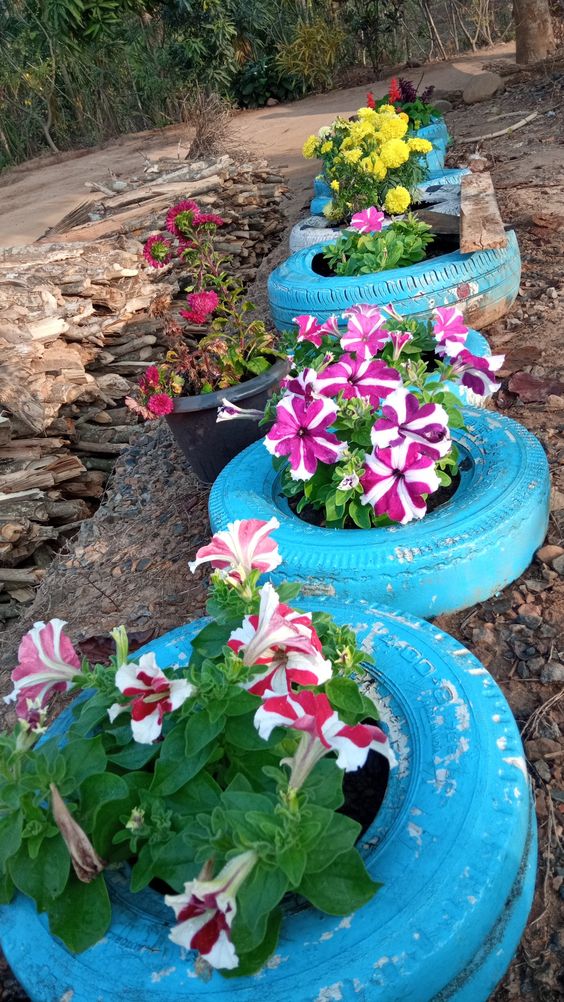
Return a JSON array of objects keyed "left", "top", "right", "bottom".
[
  {"left": 293, "top": 314, "right": 339, "bottom": 347},
  {"left": 315, "top": 353, "right": 402, "bottom": 407},
  {"left": 340, "top": 310, "right": 389, "bottom": 359},
  {"left": 360, "top": 440, "right": 440, "bottom": 524},
  {"left": 371, "top": 387, "right": 451, "bottom": 459},
  {"left": 143, "top": 235, "right": 173, "bottom": 268},
  {"left": 280, "top": 367, "right": 320, "bottom": 401},
  {"left": 451, "top": 350, "right": 504, "bottom": 397},
  {"left": 349, "top": 207, "right": 385, "bottom": 234},
  {"left": 343, "top": 303, "right": 384, "bottom": 321},
  {"left": 388, "top": 330, "right": 413, "bottom": 360},
  {"left": 264, "top": 393, "right": 345, "bottom": 480},
  {"left": 147, "top": 393, "right": 175, "bottom": 416},
  {"left": 433, "top": 306, "right": 469, "bottom": 358}
]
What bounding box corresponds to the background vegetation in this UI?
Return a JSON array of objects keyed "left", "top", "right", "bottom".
[{"left": 0, "top": 0, "right": 515, "bottom": 170}]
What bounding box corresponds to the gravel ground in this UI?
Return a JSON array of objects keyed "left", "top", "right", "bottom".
[{"left": 1, "top": 59, "right": 563, "bottom": 1002}]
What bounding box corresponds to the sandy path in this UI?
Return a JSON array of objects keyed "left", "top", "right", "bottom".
[{"left": 0, "top": 43, "right": 515, "bottom": 248}]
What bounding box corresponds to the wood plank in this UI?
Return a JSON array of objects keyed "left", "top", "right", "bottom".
[{"left": 460, "top": 173, "right": 507, "bottom": 253}]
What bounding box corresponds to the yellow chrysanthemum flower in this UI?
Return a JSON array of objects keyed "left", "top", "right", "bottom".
[
  {"left": 320, "top": 140, "right": 334, "bottom": 154},
  {"left": 340, "top": 136, "right": 354, "bottom": 151},
  {"left": 380, "top": 139, "right": 410, "bottom": 169},
  {"left": 302, "top": 135, "right": 320, "bottom": 159},
  {"left": 378, "top": 104, "right": 397, "bottom": 115},
  {"left": 399, "top": 112, "right": 409, "bottom": 123},
  {"left": 357, "top": 107, "right": 380, "bottom": 125},
  {"left": 348, "top": 121, "right": 374, "bottom": 145},
  {"left": 407, "top": 138, "right": 433, "bottom": 154},
  {"left": 342, "top": 147, "right": 363, "bottom": 164},
  {"left": 330, "top": 179, "right": 340, "bottom": 191},
  {"left": 384, "top": 186, "right": 411, "bottom": 214},
  {"left": 370, "top": 156, "right": 387, "bottom": 180}
]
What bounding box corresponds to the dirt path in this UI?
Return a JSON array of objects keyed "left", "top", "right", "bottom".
[{"left": 0, "top": 43, "right": 515, "bottom": 248}]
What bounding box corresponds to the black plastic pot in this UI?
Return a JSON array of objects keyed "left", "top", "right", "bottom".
[{"left": 165, "top": 359, "right": 288, "bottom": 484}]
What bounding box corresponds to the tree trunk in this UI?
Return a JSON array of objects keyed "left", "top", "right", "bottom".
[{"left": 513, "top": 0, "right": 555, "bottom": 63}]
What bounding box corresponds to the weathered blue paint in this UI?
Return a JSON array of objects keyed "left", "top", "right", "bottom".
[
  {"left": 209, "top": 408, "right": 550, "bottom": 618},
  {"left": 267, "top": 230, "right": 521, "bottom": 331},
  {"left": 0, "top": 605, "right": 536, "bottom": 1001},
  {"left": 310, "top": 166, "right": 467, "bottom": 215},
  {"left": 416, "top": 120, "right": 450, "bottom": 148}
]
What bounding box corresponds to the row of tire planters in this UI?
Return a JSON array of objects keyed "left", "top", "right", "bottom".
[
  {"left": 0, "top": 604, "right": 536, "bottom": 1002},
  {"left": 164, "top": 359, "right": 288, "bottom": 485},
  {"left": 293, "top": 170, "right": 468, "bottom": 255},
  {"left": 209, "top": 408, "right": 549, "bottom": 619},
  {"left": 269, "top": 230, "right": 521, "bottom": 333}
]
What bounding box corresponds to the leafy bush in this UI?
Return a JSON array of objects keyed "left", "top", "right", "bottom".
[
  {"left": 233, "top": 56, "right": 304, "bottom": 108},
  {"left": 276, "top": 16, "right": 345, "bottom": 91}
]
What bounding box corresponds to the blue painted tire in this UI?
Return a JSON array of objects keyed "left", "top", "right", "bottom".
[
  {"left": 314, "top": 176, "right": 331, "bottom": 197},
  {"left": 209, "top": 408, "right": 549, "bottom": 618},
  {"left": 416, "top": 120, "right": 449, "bottom": 148},
  {"left": 267, "top": 230, "right": 521, "bottom": 331},
  {"left": 419, "top": 146, "right": 446, "bottom": 172},
  {"left": 289, "top": 217, "right": 344, "bottom": 254},
  {"left": 0, "top": 604, "right": 536, "bottom": 1001}
]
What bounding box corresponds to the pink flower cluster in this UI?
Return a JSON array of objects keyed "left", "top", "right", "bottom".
[
  {"left": 180, "top": 289, "right": 219, "bottom": 325},
  {"left": 432, "top": 306, "right": 504, "bottom": 396},
  {"left": 126, "top": 364, "right": 183, "bottom": 420},
  {"left": 165, "top": 200, "right": 224, "bottom": 238},
  {"left": 143, "top": 235, "right": 173, "bottom": 269}
]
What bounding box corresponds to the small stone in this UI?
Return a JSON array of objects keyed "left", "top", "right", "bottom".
[
  {"left": 136, "top": 557, "right": 152, "bottom": 572},
  {"left": 524, "top": 578, "right": 549, "bottom": 593},
  {"left": 265, "top": 97, "right": 279, "bottom": 107},
  {"left": 540, "top": 662, "right": 564, "bottom": 683},
  {"left": 536, "top": 544, "right": 564, "bottom": 565},
  {"left": 111, "top": 180, "right": 128, "bottom": 192},
  {"left": 516, "top": 661, "right": 530, "bottom": 679},
  {"left": 552, "top": 553, "right": 564, "bottom": 575},
  {"left": 527, "top": 656, "right": 546, "bottom": 672},
  {"left": 432, "top": 99, "right": 452, "bottom": 113},
  {"left": 550, "top": 487, "right": 564, "bottom": 511},
  {"left": 526, "top": 737, "right": 561, "bottom": 758},
  {"left": 463, "top": 71, "right": 504, "bottom": 104},
  {"left": 533, "top": 759, "right": 552, "bottom": 782}
]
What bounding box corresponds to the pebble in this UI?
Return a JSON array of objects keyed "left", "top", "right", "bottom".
[
  {"left": 540, "top": 662, "right": 564, "bottom": 683},
  {"left": 552, "top": 553, "right": 564, "bottom": 575},
  {"left": 536, "top": 544, "right": 564, "bottom": 565},
  {"left": 534, "top": 759, "right": 552, "bottom": 782}
]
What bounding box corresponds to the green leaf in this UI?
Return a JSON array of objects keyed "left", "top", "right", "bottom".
[
  {"left": 326, "top": 677, "right": 364, "bottom": 717},
  {"left": 190, "top": 620, "right": 231, "bottom": 658},
  {"left": 226, "top": 907, "right": 282, "bottom": 977},
  {"left": 236, "top": 862, "right": 288, "bottom": 937},
  {"left": 0, "top": 810, "right": 23, "bottom": 870},
  {"left": 301, "top": 758, "right": 344, "bottom": 809},
  {"left": 277, "top": 843, "right": 306, "bottom": 887},
  {"left": 150, "top": 717, "right": 219, "bottom": 797},
  {"left": 107, "top": 741, "right": 158, "bottom": 770},
  {"left": 71, "top": 693, "right": 113, "bottom": 735},
  {"left": 79, "top": 773, "right": 129, "bottom": 831},
  {"left": 48, "top": 873, "right": 111, "bottom": 953},
  {"left": 0, "top": 870, "right": 14, "bottom": 905},
  {"left": 60, "top": 735, "right": 106, "bottom": 794},
  {"left": 225, "top": 713, "right": 272, "bottom": 751},
  {"left": 298, "top": 848, "right": 380, "bottom": 915},
  {"left": 304, "top": 813, "right": 360, "bottom": 873},
  {"left": 9, "top": 833, "right": 70, "bottom": 912}
]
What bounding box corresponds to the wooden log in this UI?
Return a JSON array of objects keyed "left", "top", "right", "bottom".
[
  {"left": 460, "top": 173, "right": 508, "bottom": 253},
  {"left": 0, "top": 415, "right": 11, "bottom": 444},
  {"left": 0, "top": 567, "right": 46, "bottom": 584}
]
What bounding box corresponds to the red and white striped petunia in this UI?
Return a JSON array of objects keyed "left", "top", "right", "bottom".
[
  {"left": 4, "top": 619, "right": 81, "bottom": 722},
  {"left": 165, "top": 851, "right": 257, "bottom": 970},
  {"left": 360, "top": 440, "right": 440, "bottom": 524},
  {"left": 108, "top": 653, "right": 194, "bottom": 744},
  {"left": 340, "top": 310, "right": 390, "bottom": 360},
  {"left": 370, "top": 387, "right": 451, "bottom": 460},
  {"left": 189, "top": 518, "right": 282, "bottom": 583},
  {"left": 264, "top": 394, "right": 345, "bottom": 480},
  {"left": 451, "top": 350, "right": 504, "bottom": 398},
  {"left": 228, "top": 584, "right": 331, "bottom": 693},
  {"left": 254, "top": 689, "right": 396, "bottom": 785},
  {"left": 316, "top": 354, "right": 402, "bottom": 407},
  {"left": 349, "top": 206, "right": 385, "bottom": 234},
  {"left": 432, "top": 306, "right": 469, "bottom": 358}
]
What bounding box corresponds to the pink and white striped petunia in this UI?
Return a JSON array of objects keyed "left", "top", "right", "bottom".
[
  {"left": 342, "top": 303, "right": 384, "bottom": 321},
  {"left": 165, "top": 851, "right": 257, "bottom": 970},
  {"left": 432, "top": 306, "right": 469, "bottom": 358},
  {"left": 188, "top": 518, "right": 282, "bottom": 583},
  {"left": 108, "top": 653, "right": 194, "bottom": 743},
  {"left": 264, "top": 394, "right": 345, "bottom": 480},
  {"left": 349, "top": 207, "right": 385, "bottom": 234},
  {"left": 451, "top": 350, "right": 504, "bottom": 397},
  {"left": 4, "top": 619, "right": 81, "bottom": 721},
  {"left": 340, "top": 310, "right": 390, "bottom": 359},
  {"left": 216, "top": 400, "right": 264, "bottom": 423},
  {"left": 228, "top": 583, "right": 331, "bottom": 695},
  {"left": 360, "top": 440, "right": 440, "bottom": 524},
  {"left": 315, "top": 354, "right": 402, "bottom": 407},
  {"left": 280, "top": 367, "right": 321, "bottom": 401},
  {"left": 370, "top": 387, "right": 451, "bottom": 460},
  {"left": 387, "top": 330, "right": 413, "bottom": 360},
  {"left": 293, "top": 314, "right": 339, "bottom": 347},
  {"left": 254, "top": 689, "right": 396, "bottom": 787}
]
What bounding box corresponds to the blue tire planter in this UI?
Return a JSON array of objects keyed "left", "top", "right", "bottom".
[
  {"left": 416, "top": 120, "right": 449, "bottom": 148},
  {"left": 0, "top": 604, "right": 536, "bottom": 1002},
  {"left": 209, "top": 408, "right": 549, "bottom": 618},
  {"left": 268, "top": 229, "right": 521, "bottom": 331}
]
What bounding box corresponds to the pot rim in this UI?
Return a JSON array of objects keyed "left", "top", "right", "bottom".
[{"left": 169, "top": 358, "right": 288, "bottom": 415}]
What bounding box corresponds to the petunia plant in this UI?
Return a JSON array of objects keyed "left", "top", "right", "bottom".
[
  {"left": 258, "top": 304, "right": 504, "bottom": 527},
  {"left": 0, "top": 520, "right": 395, "bottom": 974},
  {"left": 323, "top": 209, "right": 434, "bottom": 277}
]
